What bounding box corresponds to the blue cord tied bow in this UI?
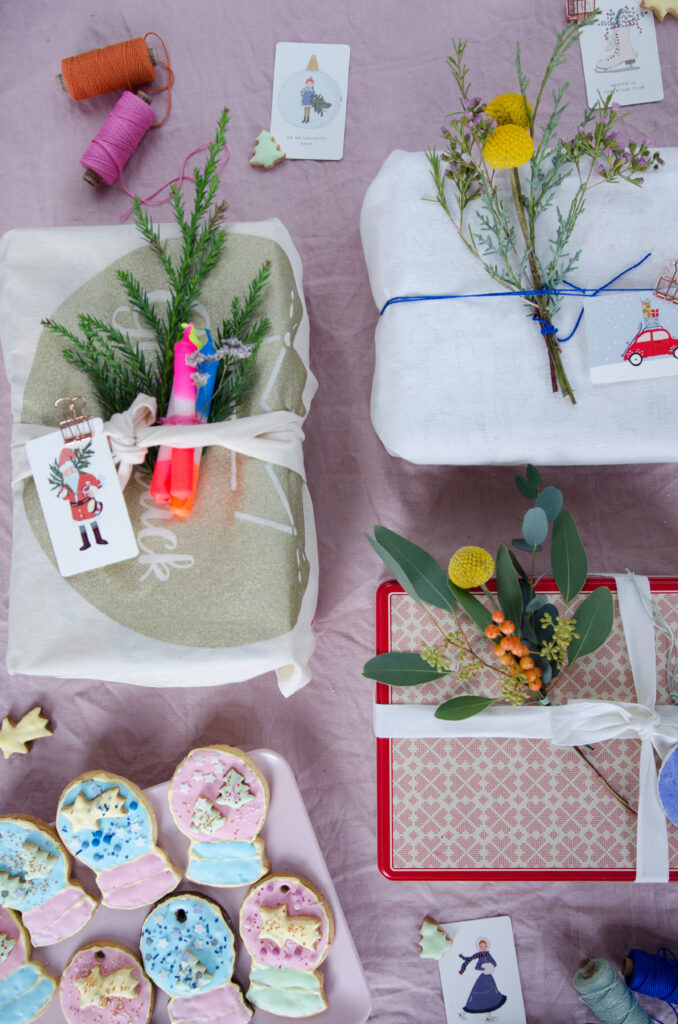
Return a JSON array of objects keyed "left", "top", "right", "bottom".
[{"left": 379, "top": 253, "right": 653, "bottom": 344}]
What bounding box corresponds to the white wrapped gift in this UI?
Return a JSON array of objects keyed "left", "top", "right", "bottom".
[
  {"left": 0, "top": 219, "right": 318, "bottom": 695},
  {"left": 360, "top": 149, "right": 678, "bottom": 465}
]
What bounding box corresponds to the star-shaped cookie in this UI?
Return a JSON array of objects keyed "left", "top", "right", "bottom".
[
  {"left": 641, "top": 0, "right": 678, "bottom": 19},
  {"left": 258, "top": 904, "right": 321, "bottom": 951}
]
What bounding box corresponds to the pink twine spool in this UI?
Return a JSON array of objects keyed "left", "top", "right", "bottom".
[{"left": 80, "top": 91, "right": 155, "bottom": 185}]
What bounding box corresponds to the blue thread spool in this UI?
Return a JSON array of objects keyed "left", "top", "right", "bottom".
[
  {"left": 573, "top": 958, "right": 652, "bottom": 1024},
  {"left": 625, "top": 948, "right": 678, "bottom": 1015}
]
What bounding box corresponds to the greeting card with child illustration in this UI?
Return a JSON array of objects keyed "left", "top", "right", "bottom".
[
  {"left": 270, "top": 42, "right": 350, "bottom": 160},
  {"left": 438, "top": 916, "right": 526, "bottom": 1024}
]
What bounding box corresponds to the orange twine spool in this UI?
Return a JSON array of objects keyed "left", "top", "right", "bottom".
[
  {"left": 61, "top": 37, "right": 154, "bottom": 100},
  {"left": 60, "top": 33, "right": 173, "bottom": 127}
]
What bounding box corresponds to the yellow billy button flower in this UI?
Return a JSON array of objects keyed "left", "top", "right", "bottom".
[
  {"left": 484, "top": 93, "right": 533, "bottom": 129},
  {"left": 483, "top": 124, "right": 534, "bottom": 170},
  {"left": 448, "top": 546, "right": 495, "bottom": 589}
]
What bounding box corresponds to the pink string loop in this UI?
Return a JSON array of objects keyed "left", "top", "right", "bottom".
[{"left": 119, "top": 141, "right": 231, "bottom": 219}]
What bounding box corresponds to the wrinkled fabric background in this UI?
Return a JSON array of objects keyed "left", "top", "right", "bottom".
[{"left": 1, "top": 2, "right": 678, "bottom": 1021}]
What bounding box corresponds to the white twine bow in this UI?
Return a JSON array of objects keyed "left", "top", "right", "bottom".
[
  {"left": 11, "top": 393, "right": 307, "bottom": 488},
  {"left": 373, "top": 573, "right": 678, "bottom": 882}
]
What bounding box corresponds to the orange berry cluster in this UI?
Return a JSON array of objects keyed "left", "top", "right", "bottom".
[{"left": 484, "top": 610, "right": 543, "bottom": 690}]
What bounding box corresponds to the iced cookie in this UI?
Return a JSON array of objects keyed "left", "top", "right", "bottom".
[
  {"left": 60, "top": 942, "right": 153, "bottom": 1024},
  {"left": 140, "top": 892, "right": 252, "bottom": 1023},
  {"left": 169, "top": 746, "right": 269, "bottom": 886},
  {"left": 56, "top": 771, "right": 180, "bottom": 909},
  {"left": 641, "top": 0, "right": 678, "bottom": 18},
  {"left": 0, "top": 815, "right": 97, "bottom": 946},
  {"left": 239, "top": 874, "right": 334, "bottom": 1017},
  {"left": 0, "top": 906, "right": 56, "bottom": 1022},
  {"left": 250, "top": 130, "right": 286, "bottom": 169}
]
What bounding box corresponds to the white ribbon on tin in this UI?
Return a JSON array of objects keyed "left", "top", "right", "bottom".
[
  {"left": 373, "top": 574, "right": 678, "bottom": 882},
  {"left": 11, "top": 393, "right": 306, "bottom": 489}
]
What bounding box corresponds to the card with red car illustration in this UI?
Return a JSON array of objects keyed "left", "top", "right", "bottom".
[
  {"left": 438, "top": 916, "right": 526, "bottom": 1024},
  {"left": 25, "top": 419, "right": 138, "bottom": 576},
  {"left": 585, "top": 287, "right": 678, "bottom": 384}
]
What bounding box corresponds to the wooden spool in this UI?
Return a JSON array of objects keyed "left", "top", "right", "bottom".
[
  {"left": 56, "top": 46, "right": 157, "bottom": 91},
  {"left": 578, "top": 958, "right": 598, "bottom": 979}
]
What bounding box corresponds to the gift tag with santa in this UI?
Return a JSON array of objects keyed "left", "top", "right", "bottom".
[{"left": 26, "top": 418, "right": 138, "bottom": 577}]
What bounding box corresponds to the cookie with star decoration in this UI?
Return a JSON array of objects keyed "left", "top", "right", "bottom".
[
  {"left": 56, "top": 771, "right": 180, "bottom": 909},
  {"left": 60, "top": 942, "right": 153, "bottom": 1024},
  {"left": 239, "top": 874, "right": 334, "bottom": 1017}
]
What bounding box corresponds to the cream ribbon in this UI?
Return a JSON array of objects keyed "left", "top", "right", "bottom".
[
  {"left": 11, "top": 393, "right": 307, "bottom": 488},
  {"left": 373, "top": 574, "right": 678, "bottom": 882}
]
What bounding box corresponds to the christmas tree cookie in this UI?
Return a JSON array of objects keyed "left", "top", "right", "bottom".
[
  {"left": 60, "top": 942, "right": 153, "bottom": 1024},
  {"left": 0, "top": 905, "right": 57, "bottom": 1022},
  {"left": 169, "top": 745, "right": 270, "bottom": 886},
  {"left": 140, "top": 893, "right": 252, "bottom": 1024},
  {"left": 0, "top": 814, "right": 97, "bottom": 946},
  {"left": 419, "top": 917, "right": 453, "bottom": 959},
  {"left": 250, "top": 131, "right": 286, "bottom": 169},
  {"left": 56, "top": 771, "right": 180, "bottom": 909},
  {"left": 239, "top": 874, "right": 334, "bottom": 1017}
]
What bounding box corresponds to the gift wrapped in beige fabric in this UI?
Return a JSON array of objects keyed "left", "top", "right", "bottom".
[
  {"left": 360, "top": 149, "right": 678, "bottom": 465},
  {"left": 0, "top": 219, "right": 318, "bottom": 695}
]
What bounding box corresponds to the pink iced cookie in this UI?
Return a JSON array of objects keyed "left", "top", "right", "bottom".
[
  {"left": 0, "top": 906, "right": 57, "bottom": 1023},
  {"left": 239, "top": 875, "right": 334, "bottom": 1017},
  {"left": 60, "top": 943, "right": 153, "bottom": 1024},
  {"left": 239, "top": 875, "right": 333, "bottom": 971},
  {"left": 169, "top": 746, "right": 269, "bottom": 886}
]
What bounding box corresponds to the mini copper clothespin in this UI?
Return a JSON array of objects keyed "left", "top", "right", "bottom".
[
  {"left": 565, "top": 0, "right": 596, "bottom": 21},
  {"left": 654, "top": 260, "right": 678, "bottom": 305},
  {"left": 54, "top": 396, "right": 93, "bottom": 446}
]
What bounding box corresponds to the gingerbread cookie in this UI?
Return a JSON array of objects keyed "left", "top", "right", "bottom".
[
  {"left": 0, "top": 814, "right": 97, "bottom": 947},
  {"left": 0, "top": 905, "right": 57, "bottom": 1022},
  {"left": 250, "top": 130, "right": 286, "bottom": 169},
  {"left": 140, "top": 893, "right": 252, "bottom": 1024},
  {"left": 60, "top": 942, "right": 153, "bottom": 1024},
  {"left": 56, "top": 771, "right": 180, "bottom": 909},
  {"left": 239, "top": 874, "right": 334, "bottom": 1017},
  {"left": 169, "top": 745, "right": 269, "bottom": 886}
]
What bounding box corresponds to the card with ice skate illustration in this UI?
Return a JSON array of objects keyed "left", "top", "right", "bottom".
[
  {"left": 438, "top": 916, "right": 526, "bottom": 1024},
  {"left": 585, "top": 259, "right": 678, "bottom": 383},
  {"left": 25, "top": 418, "right": 138, "bottom": 577},
  {"left": 270, "top": 42, "right": 350, "bottom": 160},
  {"left": 579, "top": 0, "right": 663, "bottom": 106}
]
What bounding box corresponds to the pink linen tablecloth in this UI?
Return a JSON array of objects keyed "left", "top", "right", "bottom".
[{"left": 1, "top": 2, "right": 678, "bottom": 1021}]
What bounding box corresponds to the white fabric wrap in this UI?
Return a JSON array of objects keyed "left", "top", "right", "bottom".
[
  {"left": 360, "top": 148, "right": 678, "bottom": 465},
  {"left": 373, "top": 575, "right": 678, "bottom": 882},
  {"left": 11, "top": 393, "right": 307, "bottom": 488},
  {"left": 0, "top": 218, "right": 319, "bottom": 697}
]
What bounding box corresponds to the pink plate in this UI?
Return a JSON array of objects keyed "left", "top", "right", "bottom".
[{"left": 37, "top": 749, "right": 371, "bottom": 1023}]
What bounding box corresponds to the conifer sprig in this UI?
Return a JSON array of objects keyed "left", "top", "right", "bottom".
[{"left": 43, "top": 109, "right": 272, "bottom": 456}]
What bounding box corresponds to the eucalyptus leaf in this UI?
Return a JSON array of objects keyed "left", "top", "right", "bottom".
[
  {"left": 526, "top": 464, "right": 541, "bottom": 488},
  {"left": 362, "top": 652, "right": 449, "bottom": 686},
  {"left": 496, "top": 544, "right": 523, "bottom": 626},
  {"left": 447, "top": 580, "right": 493, "bottom": 630},
  {"left": 535, "top": 485, "right": 563, "bottom": 522},
  {"left": 515, "top": 475, "right": 538, "bottom": 499},
  {"left": 512, "top": 538, "right": 543, "bottom": 553},
  {"left": 509, "top": 550, "right": 529, "bottom": 580},
  {"left": 368, "top": 527, "right": 457, "bottom": 615},
  {"left": 535, "top": 602, "right": 559, "bottom": 648},
  {"left": 567, "top": 587, "right": 614, "bottom": 665},
  {"left": 522, "top": 507, "right": 549, "bottom": 547},
  {"left": 551, "top": 508, "right": 588, "bottom": 604},
  {"left": 434, "top": 695, "right": 495, "bottom": 720}
]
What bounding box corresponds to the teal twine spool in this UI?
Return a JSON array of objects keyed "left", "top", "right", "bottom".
[{"left": 574, "top": 959, "right": 653, "bottom": 1024}]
